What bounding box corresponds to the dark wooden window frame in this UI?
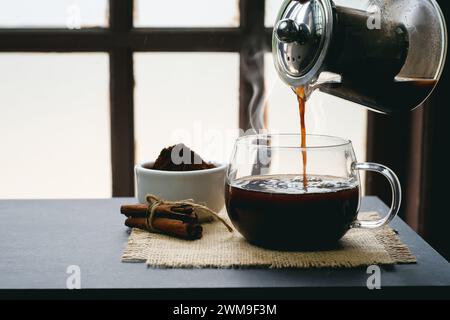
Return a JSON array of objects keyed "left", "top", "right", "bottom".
[{"left": 0, "top": 0, "right": 273, "bottom": 196}]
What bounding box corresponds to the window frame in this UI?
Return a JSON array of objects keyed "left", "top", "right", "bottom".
[{"left": 0, "top": 0, "right": 271, "bottom": 196}]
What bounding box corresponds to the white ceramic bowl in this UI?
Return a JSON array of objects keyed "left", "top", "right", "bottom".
[{"left": 135, "top": 161, "right": 227, "bottom": 212}]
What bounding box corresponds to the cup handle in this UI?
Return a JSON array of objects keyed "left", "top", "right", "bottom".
[{"left": 351, "top": 162, "right": 402, "bottom": 229}]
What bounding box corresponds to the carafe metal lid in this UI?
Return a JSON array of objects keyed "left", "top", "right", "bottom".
[{"left": 273, "top": 0, "right": 334, "bottom": 87}]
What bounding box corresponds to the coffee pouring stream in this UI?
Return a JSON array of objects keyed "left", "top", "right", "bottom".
[{"left": 273, "top": 0, "right": 447, "bottom": 113}]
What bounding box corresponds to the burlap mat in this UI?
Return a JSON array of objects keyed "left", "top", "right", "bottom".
[{"left": 121, "top": 212, "right": 416, "bottom": 268}]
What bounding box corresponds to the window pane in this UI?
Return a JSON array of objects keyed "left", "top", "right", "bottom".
[
  {"left": 264, "top": 53, "right": 368, "bottom": 188},
  {"left": 265, "top": 0, "right": 284, "bottom": 27},
  {"left": 0, "top": 0, "right": 108, "bottom": 28},
  {"left": 135, "top": 53, "right": 239, "bottom": 165},
  {"left": 135, "top": 0, "right": 239, "bottom": 27},
  {"left": 0, "top": 53, "right": 110, "bottom": 198}
]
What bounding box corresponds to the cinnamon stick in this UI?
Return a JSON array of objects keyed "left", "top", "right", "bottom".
[
  {"left": 124, "top": 217, "right": 202, "bottom": 240},
  {"left": 124, "top": 217, "right": 148, "bottom": 230},
  {"left": 153, "top": 218, "right": 202, "bottom": 240},
  {"left": 121, "top": 203, "right": 196, "bottom": 223},
  {"left": 120, "top": 204, "right": 149, "bottom": 217},
  {"left": 121, "top": 202, "right": 202, "bottom": 240}
]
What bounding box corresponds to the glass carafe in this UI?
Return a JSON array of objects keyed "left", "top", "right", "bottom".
[{"left": 273, "top": 0, "right": 447, "bottom": 113}]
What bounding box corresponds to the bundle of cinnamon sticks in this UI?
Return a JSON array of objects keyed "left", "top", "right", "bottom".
[{"left": 120, "top": 199, "right": 203, "bottom": 240}]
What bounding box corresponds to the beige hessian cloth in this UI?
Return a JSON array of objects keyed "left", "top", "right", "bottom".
[{"left": 121, "top": 212, "right": 416, "bottom": 268}]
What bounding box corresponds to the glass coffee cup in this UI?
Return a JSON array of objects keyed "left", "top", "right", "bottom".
[{"left": 225, "top": 134, "right": 401, "bottom": 250}]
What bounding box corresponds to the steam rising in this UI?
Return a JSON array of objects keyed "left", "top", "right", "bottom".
[
  {"left": 241, "top": 46, "right": 267, "bottom": 132},
  {"left": 242, "top": 48, "right": 328, "bottom": 134}
]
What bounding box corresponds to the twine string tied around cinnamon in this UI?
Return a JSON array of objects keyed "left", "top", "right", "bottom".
[{"left": 145, "top": 194, "right": 233, "bottom": 232}]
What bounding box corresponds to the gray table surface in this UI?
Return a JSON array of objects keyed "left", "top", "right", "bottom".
[{"left": 0, "top": 197, "right": 449, "bottom": 299}]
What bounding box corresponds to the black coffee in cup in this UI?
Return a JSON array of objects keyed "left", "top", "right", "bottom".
[{"left": 225, "top": 174, "right": 360, "bottom": 250}]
